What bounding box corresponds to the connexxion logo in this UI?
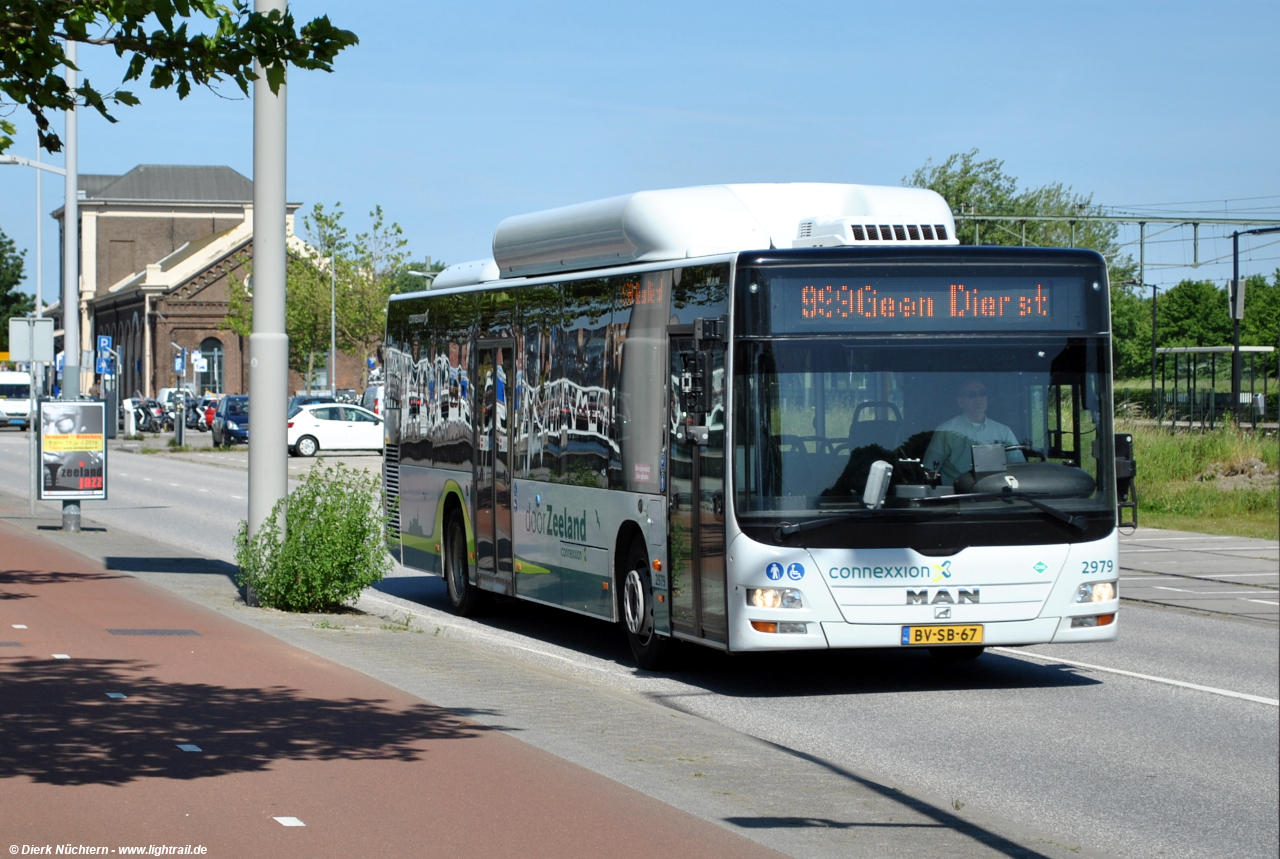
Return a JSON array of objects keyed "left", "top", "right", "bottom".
[{"left": 828, "top": 560, "right": 954, "bottom": 581}]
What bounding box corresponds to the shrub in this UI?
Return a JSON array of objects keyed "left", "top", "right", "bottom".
[{"left": 235, "top": 460, "right": 391, "bottom": 611}]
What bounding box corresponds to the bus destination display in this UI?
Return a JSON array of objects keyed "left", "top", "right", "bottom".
[{"left": 761, "top": 275, "right": 1089, "bottom": 333}]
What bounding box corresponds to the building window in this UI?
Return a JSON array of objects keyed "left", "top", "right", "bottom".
[{"left": 199, "top": 337, "right": 225, "bottom": 393}]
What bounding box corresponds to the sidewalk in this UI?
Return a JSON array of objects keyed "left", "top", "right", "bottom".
[{"left": 0, "top": 515, "right": 781, "bottom": 859}]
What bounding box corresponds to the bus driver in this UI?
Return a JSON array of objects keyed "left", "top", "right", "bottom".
[{"left": 923, "top": 378, "right": 1024, "bottom": 483}]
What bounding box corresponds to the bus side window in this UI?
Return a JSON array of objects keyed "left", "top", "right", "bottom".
[{"left": 560, "top": 279, "right": 611, "bottom": 487}]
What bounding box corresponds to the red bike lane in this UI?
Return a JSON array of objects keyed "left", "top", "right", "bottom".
[{"left": 0, "top": 519, "right": 782, "bottom": 859}]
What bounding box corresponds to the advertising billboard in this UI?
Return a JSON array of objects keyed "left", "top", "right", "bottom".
[{"left": 38, "top": 400, "right": 107, "bottom": 500}]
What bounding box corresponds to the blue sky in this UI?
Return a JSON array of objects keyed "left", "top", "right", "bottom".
[{"left": 2, "top": 0, "right": 1278, "bottom": 305}]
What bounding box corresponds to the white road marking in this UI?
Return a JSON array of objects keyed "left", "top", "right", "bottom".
[
  {"left": 1244, "top": 599, "right": 1280, "bottom": 606},
  {"left": 169, "top": 483, "right": 180, "bottom": 486},
  {"left": 52, "top": 654, "right": 69, "bottom": 659},
  {"left": 142, "top": 478, "right": 152, "bottom": 481},
  {"left": 176, "top": 743, "right": 202, "bottom": 752},
  {"left": 992, "top": 648, "right": 1279, "bottom": 707},
  {"left": 1192, "top": 573, "right": 1279, "bottom": 578},
  {"left": 198, "top": 488, "right": 209, "bottom": 492},
  {"left": 1151, "top": 588, "right": 1274, "bottom": 596},
  {"left": 229, "top": 495, "right": 242, "bottom": 499},
  {"left": 1125, "top": 536, "right": 1236, "bottom": 542},
  {"left": 273, "top": 817, "right": 305, "bottom": 827},
  {"left": 12, "top": 624, "right": 26, "bottom": 629}
]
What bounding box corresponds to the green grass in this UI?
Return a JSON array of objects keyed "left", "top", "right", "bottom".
[{"left": 1124, "top": 420, "right": 1278, "bottom": 539}]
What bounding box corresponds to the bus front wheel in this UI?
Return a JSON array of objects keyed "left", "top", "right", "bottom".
[
  {"left": 445, "top": 508, "right": 484, "bottom": 616},
  {"left": 622, "top": 536, "right": 669, "bottom": 670}
]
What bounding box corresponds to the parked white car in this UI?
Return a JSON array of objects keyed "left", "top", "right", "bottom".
[{"left": 287, "top": 403, "right": 384, "bottom": 457}]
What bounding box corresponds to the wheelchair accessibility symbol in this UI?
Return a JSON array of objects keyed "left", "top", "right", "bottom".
[
  {"left": 766, "top": 563, "right": 784, "bottom": 581},
  {"left": 786, "top": 563, "right": 805, "bottom": 580}
]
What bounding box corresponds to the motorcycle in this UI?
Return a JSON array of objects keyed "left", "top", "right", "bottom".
[{"left": 133, "top": 399, "right": 163, "bottom": 433}]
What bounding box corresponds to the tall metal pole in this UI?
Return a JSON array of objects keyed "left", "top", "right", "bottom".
[
  {"left": 330, "top": 238, "right": 336, "bottom": 395},
  {"left": 60, "top": 38, "right": 81, "bottom": 532},
  {"left": 1231, "top": 231, "right": 1242, "bottom": 423},
  {"left": 31, "top": 137, "right": 44, "bottom": 518},
  {"left": 247, "top": 0, "right": 289, "bottom": 587},
  {"left": 1150, "top": 283, "right": 1157, "bottom": 418}
]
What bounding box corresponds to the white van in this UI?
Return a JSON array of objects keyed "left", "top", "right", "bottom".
[{"left": 0, "top": 370, "right": 33, "bottom": 429}]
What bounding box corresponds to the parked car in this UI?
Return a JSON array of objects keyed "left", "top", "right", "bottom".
[
  {"left": 0, "top": 370, "right": 32, "bottom": 430},
  {"left": 212, "top": 395, "right": 249, "bottom": 447},
  {"left": 360, "top": 384, "right": 385, "bottom": 417},
  {"left": 287, "top": 403, "right": 383, "bottom": 457},
  {"left": 287, "top": 394, "right": 336, "bottom": 413}
]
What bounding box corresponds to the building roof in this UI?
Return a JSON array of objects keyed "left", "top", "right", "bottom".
[{"left": 80, "top": 164, "right": 253, "bottom": 203}]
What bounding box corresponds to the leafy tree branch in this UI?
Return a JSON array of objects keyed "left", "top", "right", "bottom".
[{"left": 0, "top": 0, "right": 357, "bottom": 153}]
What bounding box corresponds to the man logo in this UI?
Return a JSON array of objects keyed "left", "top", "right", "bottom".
[{"left": 907, "top": 589, "right": 980, "bottom": 605}]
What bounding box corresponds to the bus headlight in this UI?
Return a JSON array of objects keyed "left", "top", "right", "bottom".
[
  {"left": 748, "top": 588, "right": 803, "bottom": 609},
  {"left": 1075, "top": 581, "right": 1116, "bottom": 603}
]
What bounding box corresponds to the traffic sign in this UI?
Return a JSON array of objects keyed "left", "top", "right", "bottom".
[
  {"left": 174, "top": 355, "right": 184, "bottom": 372},
  {"left": 97, "top": 335, "right": 112, "bottom": 353},
  {"left": 193, "top": 356, "right": 208, "bottom": 373},
  {"left": 96, "top": 356, "right": 114, "bottom": 375}
]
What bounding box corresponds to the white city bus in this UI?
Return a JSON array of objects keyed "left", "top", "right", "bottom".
[{"left": 383, "top": 183, "right": 1127, "bottom": 668}]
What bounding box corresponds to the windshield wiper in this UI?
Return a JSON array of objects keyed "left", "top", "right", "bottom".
[
  {"left": 774, "top": 509, "right": 881, "bottom": 540},
  {"left": 918, "top": 490, "right": 1088, "bottom": 531}
]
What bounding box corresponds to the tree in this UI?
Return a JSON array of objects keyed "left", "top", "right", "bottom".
[
  {"left": 1, "top": 1, "right": 357, "bottom": 153},
  {"left": 1156, "top": 279, "right": 1232, "bottom": 349},
  {"left": 339, "top": 205, "right": 409, "bottom": 388},
  {"left": 222, "top": 203, "right": 412, "bottom": 391},
  {"left": 388, "top": 258, "right": 447, "bottom": 295},
  {"left": 905, "top": 149, "right": 1132, "bottom": 268},
  {"left": 0, "top": 227, "right": 31, "bottom": 352},
  {"left": 1241, "top": 270, "right": 1280, "bottom": 350}
]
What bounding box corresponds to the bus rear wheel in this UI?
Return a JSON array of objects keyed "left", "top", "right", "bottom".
[
  {"left": 444, "top": 508, "right": 484, "bottom": 616},
  {"left": 622, "top": 536, "right": 669, "bottom": 670},
  {"left": 929, "top": 645, "right": 985, "bottom": 662}
]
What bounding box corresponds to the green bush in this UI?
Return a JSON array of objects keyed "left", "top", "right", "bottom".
[{"left": 235, "top": 460, "right": 391, "bottom": 611}]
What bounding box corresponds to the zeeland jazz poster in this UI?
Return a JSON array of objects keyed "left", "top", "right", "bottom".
[{"left": 38, "top": 400, "right": 107, "bottom": 500}]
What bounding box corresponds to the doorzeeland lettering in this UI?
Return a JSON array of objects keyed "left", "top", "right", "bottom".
[{"left": 524, "top": 505, "right": 588, "bottom": 542}]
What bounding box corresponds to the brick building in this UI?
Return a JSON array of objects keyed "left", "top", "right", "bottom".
[{"left": 49, "top": 164, "right": 365, "bottom": 398}]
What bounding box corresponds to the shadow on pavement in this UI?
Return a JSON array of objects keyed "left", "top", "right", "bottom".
[
  {"left": 105, "top": 556, "right": 240, "bottom": 583},
  {"left": 727, "top": 816, "right": 942, "bottom": 829},
  {"left": 0, "top": 655, "right": 490, "bottom": 786}
]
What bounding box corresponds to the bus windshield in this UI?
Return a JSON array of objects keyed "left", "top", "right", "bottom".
[{"left": 732, "top": 335, "right": 1115, "bottom": 544}]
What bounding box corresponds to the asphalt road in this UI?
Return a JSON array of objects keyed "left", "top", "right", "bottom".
[{"left": 1, "top": 428, "right": 1276, "bottom": 859}]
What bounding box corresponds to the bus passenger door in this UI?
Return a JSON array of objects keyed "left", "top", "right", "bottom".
[
  {"left": 474, "top": 343, "right": 514, "bottom": 595},
  {"left": 668, "top": 327, "right": 728, "bottom": 644}
]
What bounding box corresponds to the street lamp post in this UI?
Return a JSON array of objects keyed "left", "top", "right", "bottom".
[
  {"left": 1127, "top": 280, "right": 1159, "bottom": 420},
  {"left": 1, "top": 152, "right": 68, "bottom": 520},
  {"left": 1230, "top": 226, "right": 1280, "bottom": 422}
]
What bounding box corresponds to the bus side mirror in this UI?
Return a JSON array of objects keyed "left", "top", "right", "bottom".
[
  {"left": 1114, "top": 433, "right": 1137, "bottom": 529},
  {"left": 863, "top": 460, "right": 893, "bottom": 510}
]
